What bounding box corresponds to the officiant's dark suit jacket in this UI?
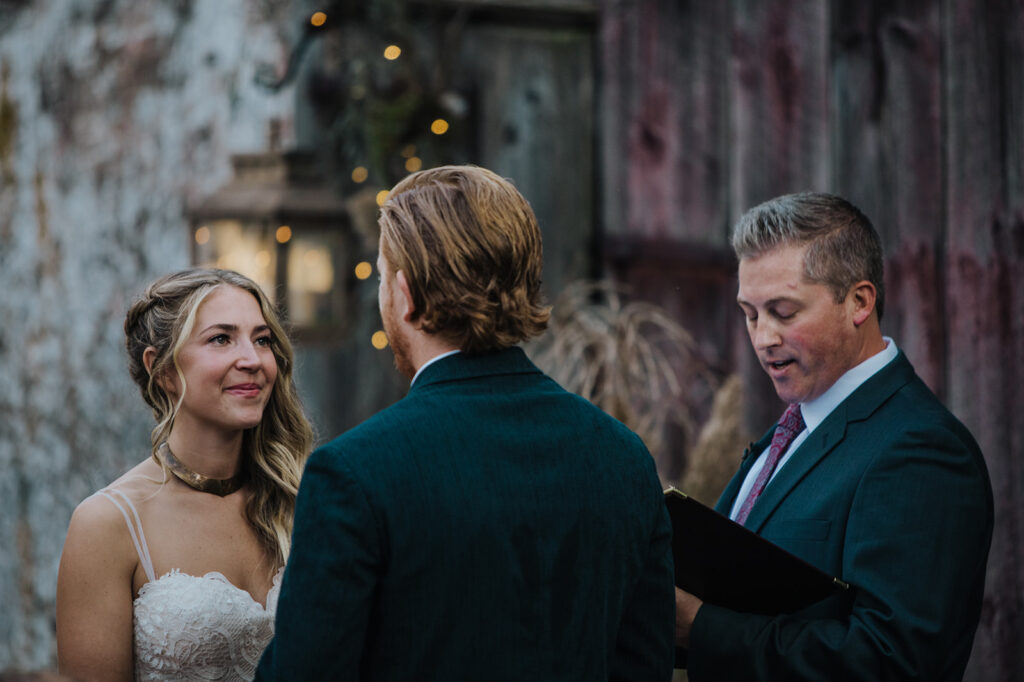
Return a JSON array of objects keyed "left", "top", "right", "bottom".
[
  {"left": 257, "top": 347, "right": 675, "bottom": 681},
  {"left": 686, "top": 351, "right": 993, "bottom": 682}
]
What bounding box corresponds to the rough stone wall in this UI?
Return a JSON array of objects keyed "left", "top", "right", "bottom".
[{"left": 0, "top": 0, "right": 301, "bottom": 668}]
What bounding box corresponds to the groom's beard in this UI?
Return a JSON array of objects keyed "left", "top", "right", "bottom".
[{"left": 382, "top": 300, "right": 415, "bottom": 380}]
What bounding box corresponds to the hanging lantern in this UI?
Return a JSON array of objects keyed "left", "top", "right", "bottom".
[{"left": 188, "top": 148, "right": 355, "bottom": 341}]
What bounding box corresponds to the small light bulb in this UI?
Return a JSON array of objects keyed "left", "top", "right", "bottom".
[{"left": 354, "top": 261, "right": 373, "bottom": 280}]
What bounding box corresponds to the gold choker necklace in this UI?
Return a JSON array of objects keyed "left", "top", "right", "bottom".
[{"left": 157, "top": 442, "right": 245, "bottom": 496}]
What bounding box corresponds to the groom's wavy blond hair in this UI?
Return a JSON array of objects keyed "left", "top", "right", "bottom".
[{"left": 378, "top": 165, "right": 550, "bottom": 353}]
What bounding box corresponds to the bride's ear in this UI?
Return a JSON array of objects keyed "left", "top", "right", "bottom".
[
  {"left": 143, "top": 346, "right": 174, "bottom": 394},
  {"left": 143, "top": 346, "right": 159, "bottom": 375}
]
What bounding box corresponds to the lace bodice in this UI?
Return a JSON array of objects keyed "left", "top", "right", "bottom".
[{"left": 99, "top": 490, "right": 279, "bottom": 681}]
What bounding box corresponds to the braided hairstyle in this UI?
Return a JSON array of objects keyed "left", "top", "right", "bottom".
[
  {"left": 378, "top": 165, "right": 550, "bottom": 353},
  {"left": 124, "top": 268, "right": 313, "bottom": 564}
]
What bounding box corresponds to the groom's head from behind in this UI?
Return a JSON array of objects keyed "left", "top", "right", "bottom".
[{"left": 376, "top": 165, "right": 550, "bottom": 375}]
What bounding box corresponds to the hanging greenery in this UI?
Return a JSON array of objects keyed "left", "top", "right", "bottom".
[{"left": 257, "top": 1, "right": 472, "bottom": 194}]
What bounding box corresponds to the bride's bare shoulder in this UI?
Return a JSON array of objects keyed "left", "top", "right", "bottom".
[
  {"left": 72, "top": 458, "right": 166, "bottom": 520},
  {"left": 105, "top": 458, "right": 167, "bottom": 497},
  {"left": 59, "top": 461, "right": 157, "bottom": 600}
]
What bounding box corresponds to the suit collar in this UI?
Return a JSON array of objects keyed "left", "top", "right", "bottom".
[
  {"left": 738, "top": 351, "right": 917, "bottom": 532},
  {"left": 800, "top": 338, "right": 899, "bottom": 433},
  {"left": 408, "top": 346, "right": 542, "bottom": 392},
  {"left": 410, "top": 349, "right": 462, "bottom": 386}
]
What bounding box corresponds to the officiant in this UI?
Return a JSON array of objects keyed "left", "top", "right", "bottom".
[{"left": 675, "top": 193, "right": 994, "bottom": 682}]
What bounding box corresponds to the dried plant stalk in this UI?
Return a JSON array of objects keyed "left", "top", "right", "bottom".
[
  {"left": 679, "top": 374, "right": 749, "bottom": 505},
  {"left": 527, "top": 280, "right": 722, "bottom": 472}
]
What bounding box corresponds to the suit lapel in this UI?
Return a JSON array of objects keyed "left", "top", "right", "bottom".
[
  {"left": 741, "top": 404, "right": 849, "bottom": 533},
  {"left": 714, "top": 431, "right": 773, "bottom": 515},
  {"left": 741, "top": 351, "right": 917, "bottom": 534}
]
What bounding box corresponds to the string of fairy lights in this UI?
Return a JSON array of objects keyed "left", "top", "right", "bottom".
[
  {"left": 316, "top": 8, "right": 452, "bottom": 352},
  {"left": 194, "top": 9, "right": 457, "bottom": 352}
]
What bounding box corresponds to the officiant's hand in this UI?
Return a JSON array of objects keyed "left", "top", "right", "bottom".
[{"left": 675, "top": 587, "right": 703, "bottom": 647}]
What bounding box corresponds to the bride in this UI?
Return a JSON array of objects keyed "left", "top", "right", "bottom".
[{"left": 57, "top": 268, "right": 313, "bottom": 681}]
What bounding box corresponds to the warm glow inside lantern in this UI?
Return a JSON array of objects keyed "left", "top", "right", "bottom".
[{"left": 189, "top": 150, "right": 353, "bottom": 337}]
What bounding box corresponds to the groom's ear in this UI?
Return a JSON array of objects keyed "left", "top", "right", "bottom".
[{"left": 395, "top": 271, "right": 416, "bottom": 322}]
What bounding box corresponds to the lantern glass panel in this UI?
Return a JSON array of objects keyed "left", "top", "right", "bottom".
[
  {"left": 194, "top": 219, "right": 277, "bottom": 299},
  {"left": 286, "top": 229, "right": 346, "bottom": 328}
]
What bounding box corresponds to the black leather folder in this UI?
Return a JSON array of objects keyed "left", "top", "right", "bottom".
[{"left": 665, "top": 486, "right": 850, "bottom": 615}]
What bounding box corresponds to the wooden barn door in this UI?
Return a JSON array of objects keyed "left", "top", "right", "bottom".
[{"left": 445, "top": 0, "right": 600, "bottom": 300}]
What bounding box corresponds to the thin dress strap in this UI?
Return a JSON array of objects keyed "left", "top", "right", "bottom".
[{"left": 96, "top": 489, "right": 157, "bottom": 583}]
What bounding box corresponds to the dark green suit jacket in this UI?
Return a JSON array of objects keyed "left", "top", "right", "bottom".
[
  {"left": 257, "top": 347, "right": 675, "bottom": 681},
  {"left": 687, "top": 351, "right": 993, "bottom": 681}
]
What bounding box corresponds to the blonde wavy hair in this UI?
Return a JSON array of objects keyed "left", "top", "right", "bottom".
[
  {"left": 378, "top": 165, "right": 550, "bottom": 353},
  {"left": 123, "top": 268, "right": 313, "bottom": 565}
]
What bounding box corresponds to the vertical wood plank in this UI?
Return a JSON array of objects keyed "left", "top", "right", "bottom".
[
  {"left": 599, "top": 0, "right": 731, "bottom": 244},
  {"left": 598, "top": 0, "right": 740, "bottom": 487},
  {"left": 464, "top": 24, "right": 595, "bottom": 300},
  {"left": 730, "top": 0, "right": 831, "bottom": 211},
  {"left": 597, "top": 0, "right": 633, "bottom": 245},
  {"left": 944, "top": 1, "right": 1024, "bottom": 679},
  {"left": 730, "top": 0, "right": 831, "bottom": 432},
  {"left": 831, "top": 0, "right": 946, "bottom": 394}
]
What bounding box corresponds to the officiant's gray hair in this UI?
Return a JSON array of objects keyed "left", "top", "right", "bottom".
[{"left": 731, "top": 192, "right": 886, "bottom": 319}]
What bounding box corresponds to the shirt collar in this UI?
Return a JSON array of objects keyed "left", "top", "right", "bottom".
[
  {"left": 410, "top": 349, "right": 462, "bottom": 387},
  {"left": 800, "top": 337, "right": 898, "bottom": 433}
]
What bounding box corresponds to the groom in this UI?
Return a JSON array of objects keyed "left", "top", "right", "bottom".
[{"left": 256, "top": 165, "right": 675, "bottom": 680}]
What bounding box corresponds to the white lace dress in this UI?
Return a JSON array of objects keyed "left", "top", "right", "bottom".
[{"left": 99, "top": 490, "right": 280, "bottom": 681}]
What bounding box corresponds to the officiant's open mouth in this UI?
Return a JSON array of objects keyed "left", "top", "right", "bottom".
[{"left": 766, "top": 359, "right": 795, "bottom": 372}]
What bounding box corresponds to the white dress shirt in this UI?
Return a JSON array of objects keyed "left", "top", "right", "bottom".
[{"left": 410, "top": 349, "right": 462, "bottom": 387}]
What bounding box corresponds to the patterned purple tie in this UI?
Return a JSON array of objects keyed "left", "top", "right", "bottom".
[{"left": 735, "top": 404, "right": 805, "bottom": 526}]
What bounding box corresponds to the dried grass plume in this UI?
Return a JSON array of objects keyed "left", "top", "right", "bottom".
[{"left": 528, "top": 280, "right": 749, "bottom": 501}]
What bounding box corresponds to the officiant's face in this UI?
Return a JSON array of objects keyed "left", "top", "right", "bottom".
[
  {"left": 377, "top": 249, "right": 415, "bottom": 379},
  {"left": 737, "top": 243, "right": 863, "bottom": 404}
]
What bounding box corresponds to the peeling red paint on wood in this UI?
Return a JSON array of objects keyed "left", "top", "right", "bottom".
[
  {"left": 946, "top": 248, "right": 1024, "bottom": 682},
  {"left": 884, "top": 241, "right": 945, "bottom": 397},
  {"left": 601, "top": 0, "right": 730, "bottom": 242},
  {"left": 944, "top": 0, "right": 1024, "bottom": 675}
]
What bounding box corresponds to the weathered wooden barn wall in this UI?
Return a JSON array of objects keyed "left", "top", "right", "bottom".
[
  {"left": 600, "top": 1, "right": 1024, "bottom": 679},
  {"left": 0, "top": 0, "right": 302, "bottom": 669}
]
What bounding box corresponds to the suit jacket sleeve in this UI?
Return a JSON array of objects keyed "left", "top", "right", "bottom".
[
  {"left": 687, "top": 423, "right": 992, "bottom": 682},
  {"left": 256, "top": 447, "right": 380, "bottom": 681},
  {"left": 610, "top": 456, "right": 676, "bottom": 682}
]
